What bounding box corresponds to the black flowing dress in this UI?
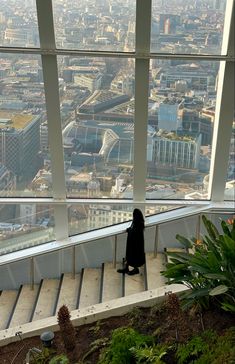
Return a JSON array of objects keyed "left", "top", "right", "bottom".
[{"left": 125, "top": 224, "right": 145, "bottom": 268}]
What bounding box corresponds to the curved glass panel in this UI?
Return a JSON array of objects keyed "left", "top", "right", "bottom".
[
  {"left": 151, "top": 0, "right": 227, "bottom": 55},
  {"left": 68, "top": 203, "right": 181, "bottom": 235},
  {"left": 224, "top": 123, "right": 235, "bottom": 201},
  {"left": 52, "top": 0, "right": 136, "bottom": 51},
  {"left": 147, "top": 59, "right": 220, "bottom": 200},
  {"left": 0, "top": 0, "right": 39, "bottom": 47},
  {"left": 57, "top": 56, "right": 135, "bottom": 198},
  {"left": 0, "top": 53, "right": 52, "bottom": 197},
  {"left": 0, "top": 204, "right": 55, "bottom": 255}
]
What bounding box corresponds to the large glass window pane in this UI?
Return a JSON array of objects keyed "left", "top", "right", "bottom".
[
  {"left": 0, "top": 0, "right": 39, "bottom": 47},
  {"left": 52, "top": 0, "right": 136, "bottom": 51},
  {"left": 151, "top": 0, "right": 227, "bottom": 55},
  {"left": 68, "top": 203, "right": 182, "bottom": 235},
  {"left": 224, "top": 124, "right": 235, "bottom": 201},
  {"left": 68, "top": 204, "right": 133, "bottom": 235},
  {"left": 145, "top": 205, "right": 183, "bottom": 216},
  {"left": 0, "top": 54, "right": 53, "bottom": 197},
  {"left": 57, "top": 56, "right": 135, "bottom": 198},
  {"left": 0, "top": 204, "right": 55, "bottom": 255},
  {"left": 147, "top": 59, "right": 220, "bottom": 200}
]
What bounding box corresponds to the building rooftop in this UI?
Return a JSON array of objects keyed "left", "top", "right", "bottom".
[{"left": 0, "top": 112, "right": 34, "bottom": 130}]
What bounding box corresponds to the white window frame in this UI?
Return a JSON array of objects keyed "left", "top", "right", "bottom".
[{"left": 0, "top": 0, "right": 234, "bottom": 243}]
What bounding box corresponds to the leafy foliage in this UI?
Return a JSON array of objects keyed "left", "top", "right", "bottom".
[
  {"left": 30, "top": 348, "right": 56, "bottom": 364},
  {"left": 161, "top": 215, "right": 235, "bottom": 312},
  {"left": 194, "top": 327, "right": 235, "bottom": 364},
  {"left": 49, "top": 354, "right": 69, "bottom": 364},
  {"left": 130, "top": 343, "right": 169, "bottom": 363},
  {"left": 176, "top": 330, "right": 217, "bottom": 363},
  {"left": 98, "top": 327, "right": 154, "bottom": 364},
  {"left": 177, "top": 327, "right": 235, "bottom": 364}
]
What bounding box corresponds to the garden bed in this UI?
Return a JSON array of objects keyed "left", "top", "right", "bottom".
[{"left": 0, "top": 297, "right": 234, "bottom": 364}]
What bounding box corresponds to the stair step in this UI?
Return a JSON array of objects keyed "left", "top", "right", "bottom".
[
  {"left": 102, "top": 262, "right": 123, "bottom": 302},
  {"left": 56, "top": 273, "right": 81, "bottom": 313},
  {"left": 124, "top": 267, "right": 145, "bottom": 296},
  {"left": 79, "top": 268, "right": 101, "bottom": 309},
  {"left": 32, "top": 279, "right": 60, "bottom": 321},
  {"left": 146, "top": 253, "right": 167, "bottom": 290},
  {"left": 0, "top": 290, "right": 18, "bottom": 330},
  {"left": 9, "top": 284, "right": 39, "bottom": 328}
]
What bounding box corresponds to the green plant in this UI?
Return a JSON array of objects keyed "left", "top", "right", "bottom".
[
  {"left": 57, "top": 305, "right": 76, "bottom": 353},
  {"left": 161, "top": 215, "right": 235, "bottom": 312},
  {"left": 49, "top": 354, "right": 69, "bottom": 364},
  {"left": 176, "top": 331, "right": 215, "bottom": 364},
  {"left": 30, "top": 348, "right": 55, "bottom": 364},
  {"left": 194, "top": 327, "right": 235, "bottom": 364},
  {"left": 82, "top": 338, "right": 109, "bottom": 362},
  {"left": 130, "top": 343, "right": 169, "bottom": 363},
  {"left": 127, "top": 306, "right": 142, "bottom": 322},
  {"left": 98, "top": 327, "right": 154, "bottom": 364},
  {"left": 88, "top": 320, "right": 103, "bottom": 336}
]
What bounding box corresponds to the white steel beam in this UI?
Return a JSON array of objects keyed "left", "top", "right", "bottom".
[
  {"left": 36, "top": 0, "right": 68, "bottom": 239},
  {"left": 134, "top": 0, "right": 151, "bottom": 203},
  {"left": 208, "top": 1, "right": 235, "bottom": 201}
]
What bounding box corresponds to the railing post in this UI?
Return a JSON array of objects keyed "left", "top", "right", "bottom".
[
  {"left": 72, "top": 245, "right": 76, "bottom": 279},
  {"left": 113, "top": 234, "right": 117, "bottom": 269},
  {"left": 196, "top": 214, "right": 201, "bottom": 240},
  {"left": 30, "top": 257, "right": 34, "bottom": 290},
  {"left": 154, "top": 225, "right": 159, "bottom": 258}
]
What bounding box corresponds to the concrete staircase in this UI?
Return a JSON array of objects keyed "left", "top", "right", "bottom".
[{"left": 0, "top": 253, "right": 167, "bottom": 332}]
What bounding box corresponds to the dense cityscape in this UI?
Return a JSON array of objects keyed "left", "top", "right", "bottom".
[{"left": 0, "top": 0, "right": 234, "bottom": 251}]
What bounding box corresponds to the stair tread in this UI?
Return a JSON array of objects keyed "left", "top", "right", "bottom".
[
  {"left": 146, "top": 253, "right": 167, "bottom": 290},
  {"left": 102, "top": 262, "right": 122, "bottom": 302},
  {"left": 9, "top": 284, "right": 39, "bottom": 328},
  {"left": 166, "top": 248, "right": 186, "bottom": 252},
  {"left": 56, "top": 273, "right": 81, "bottom": 313},
  {"left": 79, "top": 268, "right": 101, "bottom": 309},
  {"left": 32, "top": 279, "right": 60, "bottom": 322},
  {"left": 0, "top": 290, "right": 18, "bottom": 330},
  {"left": 125, "top": 267, "right": 145, "bottom": 296}
]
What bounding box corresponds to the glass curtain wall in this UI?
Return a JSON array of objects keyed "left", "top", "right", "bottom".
[{"left": 0, "top": 0, "right": 234, "bottom": 251}]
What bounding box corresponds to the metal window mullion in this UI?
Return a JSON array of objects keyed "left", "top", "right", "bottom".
[
  {"left": 208, "top": 3, "right": 234, "bottom": 202},
  {"left": 134, "top": 0, "right": 151, "bottom": 203},
  {"left": 36, "top": 0, "right": 68, "bottom": 239},
  {"left": 41, "top": 55, "right": 66, "bottom": 200}
]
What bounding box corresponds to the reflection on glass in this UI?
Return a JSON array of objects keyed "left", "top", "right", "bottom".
[
  {"left": 147, "top": 59, "right": 219, "bottom": 200},
  {"left": 0, "top": 0, "right": 39, "bottom": 47},
  {"left": 68, "top": 203, "right": 184, "bottom": 235},
  {"left": 57, "top": 56, "right": 135, "bottom": 198},
  {"left": 151, "top": 0, "right": 227, "bottom": 55},
  {"left": 68, "top": 204, "right": 133, "bottom": 235},
  {"left": 224, "top": 124, "right": 235, "bottom": 201},
  {"left": 0, "top": 204, "right": 55, "bottom": 255},
  {"left": 0, "top": 54, "right": 53, "bottom": 197},
  {"left": 52, "top": 0, "right": 136, "bottom": 51},
  {"left": 145, "top": 205, "right": 183, "bottom": 216}
]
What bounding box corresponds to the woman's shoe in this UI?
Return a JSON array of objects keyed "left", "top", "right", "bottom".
[
  {"left": 117, "top": 266, "right": 129, "bottom": 274},
  {"left": 127, "top": 267, "right": 139, "bottom": 275}
]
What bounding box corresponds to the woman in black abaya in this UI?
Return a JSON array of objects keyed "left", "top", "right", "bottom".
[{"left": 117, "top": 208, "right": 145, "bottom": 275}]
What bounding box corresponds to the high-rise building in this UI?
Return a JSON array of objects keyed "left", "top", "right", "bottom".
[
  {"left": 158, "top": 99, "right": 182, "bottom": 131},
  {"left": 0, "top": 115, "right": 42, "bottom": 181}
]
